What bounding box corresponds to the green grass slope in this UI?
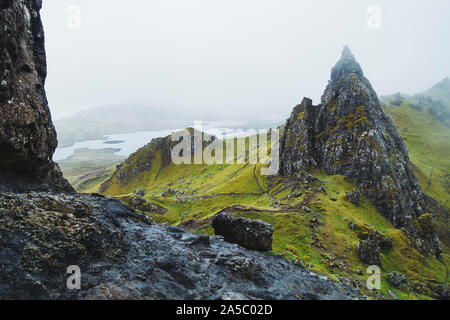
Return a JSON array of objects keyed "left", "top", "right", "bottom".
[
  {"left": 58, "top": 148, "right": 125, "bottom": 193},
  {"left": 98, "top": 128, "right": 449, "bottom": 300}
]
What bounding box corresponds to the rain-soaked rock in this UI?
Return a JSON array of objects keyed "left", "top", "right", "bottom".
[
  {"left": 404, "top": 213, "right": 443, "bottom": 257},
  {"left": 0, "top": 0, "right": 72, "bottom": 193},
  {"left": 212, "top": 212, "right": 273, "bottom": 252},
  {"left": 0, "top": 192, "right": 362, "bottom": 300}
]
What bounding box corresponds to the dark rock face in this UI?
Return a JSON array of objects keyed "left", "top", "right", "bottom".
[
  {"left": 0, "top": 0, "right": 71, "bottom": 192},
  {"left": 357, "top": 238, "right": 380, "bottom": 265},
  {"left": 353, "top": 224, "right": 392, "bottom": 265},
  {"left": 123, "top": 194, "right": 167, "bottom": 215},
  {"left": 387, "top": 272, "right": 407, "bottom": 288},
  {"left": 280, "top": 46, "right": 426, "bottom": 229},
  {"left": 0, "top": 192, "right": 361, "bottom": 300},
  {"left": 346, "top": 189, "right": 361, "bottom": 206},
  {"left": 431, "top": 284, "right": 450, "bottom": 300},
  {"left": 212, "top": 212, "right": 273, "bottom": 252},
  {"left": 404, "top": 213, "right": 443, "bottom": 258}
]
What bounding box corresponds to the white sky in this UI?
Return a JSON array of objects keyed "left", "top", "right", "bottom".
[{"left": 40, "top": 0, "right": 450, "bottom": 120}]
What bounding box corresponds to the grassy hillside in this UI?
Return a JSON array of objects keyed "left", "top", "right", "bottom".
[
  {"left": 385, "top": 101, "right": 450, "bottom": 248},
  {"left": 421, "top": 77, "right": 450, "bottom": 107},
  {"left": 98, "top": 129, "right": 449, "bottom": 300},
  {"left": 386, "top": 102, "right": 449, "bottom": 207},
  {"left": 58, "top": 148, "right": 125, "bottom": 193}
]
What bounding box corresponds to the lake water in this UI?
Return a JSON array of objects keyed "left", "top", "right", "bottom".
[
  {"left": 54, "top": 130, "right": 176, "bottom": 161},
  {"left": 53, "top": 122, "right": 258, "bottom": 162}
]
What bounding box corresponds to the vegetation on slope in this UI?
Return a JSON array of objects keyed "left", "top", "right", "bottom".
[
  {"left": 97, "top": 129, "right": 448, "bottom": 300},
  {"left": 58, "top": 148, "right": 125, "bottom": 193}
]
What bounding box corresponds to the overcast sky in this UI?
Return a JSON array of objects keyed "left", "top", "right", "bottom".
[{"left": 41, "top": 0, "right": 450, "bottom": 120}]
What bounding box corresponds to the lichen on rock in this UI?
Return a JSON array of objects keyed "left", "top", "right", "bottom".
[
  {"left": 0, "top": 0, "right": 71, "bottom": 192},
  {"left": 279, "top": 46, "right": 442, "bottom": 257}
]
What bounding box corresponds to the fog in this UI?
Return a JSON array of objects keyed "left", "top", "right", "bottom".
[{"left": 40, "top": 0, "right": 450, "bottom": 120}]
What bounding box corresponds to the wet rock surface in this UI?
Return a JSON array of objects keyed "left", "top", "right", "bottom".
[
  {"left": 212, "top": 212, "right": 273, "bottom": 252},
  {"left": 0, "top": 192, "right": 361, "bottom": 300},
  {"left": 0, "top": 0, "right": 71, "bottom": 192}
]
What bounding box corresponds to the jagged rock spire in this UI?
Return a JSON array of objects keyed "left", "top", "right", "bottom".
[
  {"left": 322, "top": 46, "right": 379, "bottom": 111},
  {"left": 280, "top": 47, "right": 439, "bottom": 254},
  {"left": 329, "top": 46, "right": 364, "bottom": 84}
]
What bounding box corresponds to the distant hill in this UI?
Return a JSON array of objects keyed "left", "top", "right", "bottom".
[
  {"left": 55, "top": 103, "right": 284, "bottom": 148},
  {"left": 381, "top": 77, "right": 450, "bottom": 127},
  {"left": 421, "top": 77, "right": 450, "bottom": 107},
  {"left": 54, "top": 104, "right": 192, "bottom": 147}
]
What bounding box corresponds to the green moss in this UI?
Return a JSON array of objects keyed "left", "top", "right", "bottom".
[{"left": 296, "top": 133, "right": 305, "bottom": 142}]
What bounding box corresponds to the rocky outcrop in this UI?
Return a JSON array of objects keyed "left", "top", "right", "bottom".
[
  {"left": 0, "top": 192, "right": 361, "bottom": 300},
  {"left": 212, "top": 212, "right": 273, "bottom": 252},
  {"left": 119, "top": 194, "right": 167, "bottom": 215},
  {"left": 404, "top": 213, "right": 443, "bottom": 258},
  {"left": 349, "top": 222, "right": 392, "bottom": 266},
  {"left": 0, "top": 0, "right": 71, "bottom": 192},
  {"left": 387, "top": 272, "right": 407, "bottom": 288},
  {"left": 357, "top": 239, "right": 381, "bottom": 265},
  {"left": 346, "top": 189, "right": 361, "bottom": 206},
  {"left": 279, "top": 46, "right": 442, "bottom": 257},
  {"left": 280, "top": 46, "right": 426, "bottom": 229}
]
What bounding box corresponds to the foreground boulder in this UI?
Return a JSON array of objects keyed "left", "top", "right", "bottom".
[
  {"left": 357, "top": 238, "right": 381, "bottom": 265},
  {"left": 212, "top": 212, "right": 273, "bottom": 252},
  {"left": 352, "top": 223, "right": 392, "bottom": 265},
  {"left": 387, "top": 272, "right": 408, "bottom": 288},
  {"left": 0, "top": 192, "right": 361, "bottom": 300}
]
